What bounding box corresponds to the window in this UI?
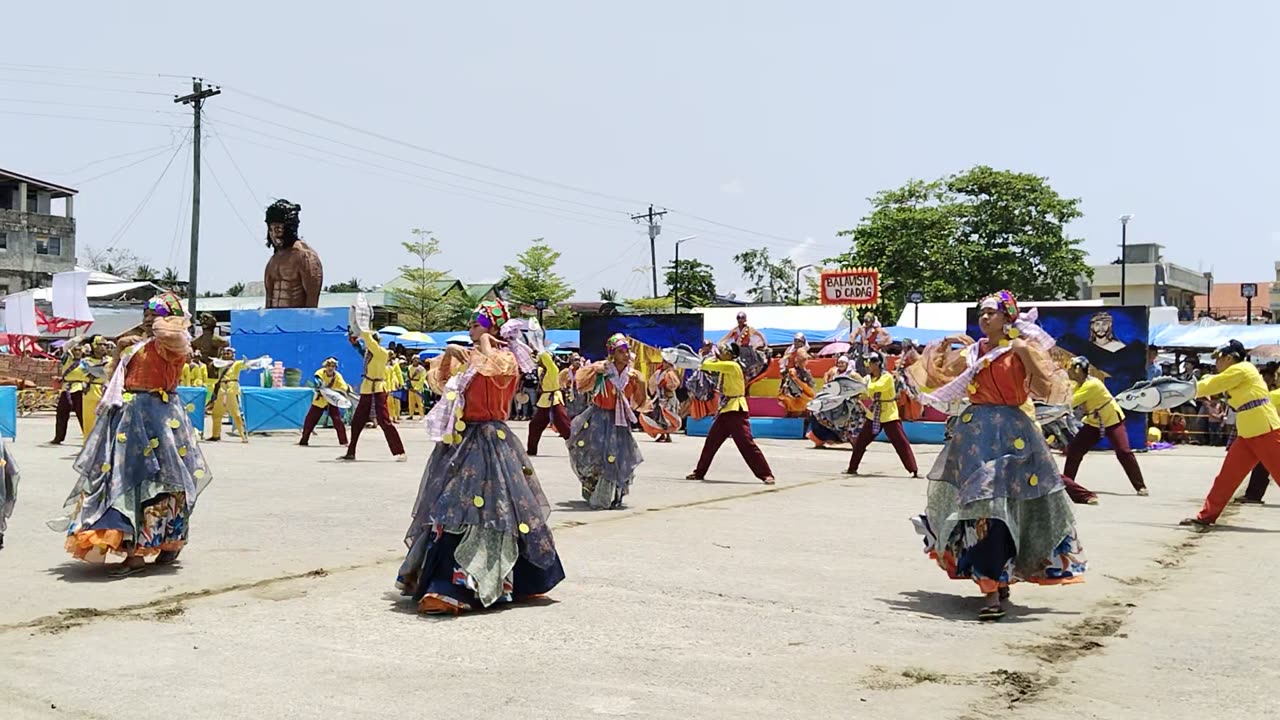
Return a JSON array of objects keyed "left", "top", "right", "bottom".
[
  {"left": 0, "top": 232, "right": 7, "bottom": 251},
  {"left": 35, "top": 236, "right": 61, "bottom": 256}
]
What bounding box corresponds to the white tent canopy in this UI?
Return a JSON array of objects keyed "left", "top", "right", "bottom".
[{"left": 893, "top": 299, "right": 1106, "bottom": 331}]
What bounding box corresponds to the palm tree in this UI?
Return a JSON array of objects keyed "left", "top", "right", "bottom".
[
  {"left": 226, "top": 282, "right": 246, "bottom": 297},
  {"left": 133, "top": 264, "right": 157, "bottom": 281},
  {"left": 160, "top": 267, "right": 182, "bottom": 285},
  {"left": 599, "top": 287, "right": 618, "bottom": 302}
]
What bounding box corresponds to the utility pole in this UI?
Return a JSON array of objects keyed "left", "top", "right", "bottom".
[
  {"left": 174, "top": 78, "right": 222, "bottom": 318},
  {"left": 631, "top": 204, "right": 667, "bottom": 298}
]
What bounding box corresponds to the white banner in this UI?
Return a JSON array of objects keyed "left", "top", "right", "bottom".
[
  {"left": 52, "top": 270, "right": 95, "bottom": 323},
  {"left": 3, "top": 291, "right": 39, "bottom": 336}
]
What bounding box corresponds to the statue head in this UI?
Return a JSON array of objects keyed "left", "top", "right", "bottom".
[
  {"left": 265, "top": 199, "right": 302, "bottom": 250},
  {"left": 199, "top": 312, "right": 217, "bottom": 332}
]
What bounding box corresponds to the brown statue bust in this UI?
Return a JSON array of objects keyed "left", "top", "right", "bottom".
[
  {"left": 263, "top": 199, "right": 323, "bottom": 308},
  {"left": 191, "top": 312, "right": 228, "bottom": 367}
]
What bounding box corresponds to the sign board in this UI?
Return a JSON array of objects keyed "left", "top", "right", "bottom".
[
  {"left": 819, "top": 269, "right": 880, "bottom": 306},
  {"left": 1241, "top": 283, "right": 1258, "bottom": 299},
  {"left": 907, "top": 290, "right": 925, "bottom": 304}
]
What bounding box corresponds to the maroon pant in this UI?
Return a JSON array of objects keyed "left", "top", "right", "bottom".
[
  {"left": 344, "top": 392, "right": 404, "bottom": 458},
  {"left": 53, "top": 390, "right": 84, "bottom": 443},
  {"left": 1063, "top": 422, "right": 1146, "bottom": 492},
  {"left": 1245, "top": 463, "right": 1271, "bottom": 502},
  {"left": 847, "top": 419, "right": 918, "bottom": 475},
  {"left": 527, "top": 403, "right": 571, "bottom": 454},
  {"left": 693, "top": 411, "right": 773, "bottom": 480},
  {"left": 301, "top": 404, "right": 349, "bottom": 446}
]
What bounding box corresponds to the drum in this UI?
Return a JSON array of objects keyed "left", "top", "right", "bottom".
[{"left": 319, "top": 387, "right": 353, "bottom": 409}]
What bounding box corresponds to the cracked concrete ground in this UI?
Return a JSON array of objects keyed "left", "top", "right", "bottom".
[{"left": 1, "top": 417, "right": 1274, "bottom": 719}]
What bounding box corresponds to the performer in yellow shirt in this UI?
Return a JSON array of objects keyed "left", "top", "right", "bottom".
[
  {"left": 527, "top": 350, "right": 572, "bottom": 455},
  {"left": 686, "top": 343, "right": 775, "bottom": 484},
  {"left": 844, "top": 352, "right": 918, "bottom": 477},
  {"left": 300, "top": 357, "right": 350, "bottom": 447},
  {"left": 182, "top": 352, "right": 208, "bottom": 389},
  {"left": 386, "top": 356, "right": 405, "bottom": 423},
  {"left": 79, "top": 336, "right": 112, "bottom": 437},
  {"left": 1063, "top": 357, "right": 1147, "bottom": 495},
  {"left": 209, "top": 347, "right": 248, "bottom": 443},
  {"left": 406, "top": 356, "right": 428, "bottom": 420},
  {"left": 341, "top": 329, "right": 406, "bottom": 461},
  {"left": 1182, "top": 340, "right": 1280, "bottom": 529},
  {"left": 51, "top": 343, "right": 88, "bottom": 444}
]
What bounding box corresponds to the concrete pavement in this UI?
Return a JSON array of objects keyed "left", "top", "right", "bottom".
[{"left": 0, "top": 416, "right": 1275, "bottom": 719}]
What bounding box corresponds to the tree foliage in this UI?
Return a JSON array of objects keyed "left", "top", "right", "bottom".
[
  {"left": 133, "top": 264, "right": 157, "bottom": 281},
  {"left": 826, "top": 166, "right": 1092, "bottom": 321},
  {"left": 438, "top": 287, "right": 485, "bottom": 330},
  {"left": 733, "top": 247, "right": 798, "bottom": 304},
  {"left": 599, "top": 287, "right": 618, "bottom": 302},
  {"left": 626, "top": 296, "right": 675, "bottom": 313},
  {"left": 503, "top": 238, "right": 575, "bottom": 327},
  {"left": 225, "top": 282, "right": 246, "bottom": 297},
  {"left": 386, "top": 229, "right": 452, "bottom": 331},
  {"left": 160, "top": 267, "right": 182, "bottom": 285},
  {"left": 325, "top": 277, "right": 364, "bottom": 293},
  {"left": 664, "top": 258, "right": 717, "bottom": 310},
  {"left": 83, "top": 246, "right": 143, "bottom": 280}
]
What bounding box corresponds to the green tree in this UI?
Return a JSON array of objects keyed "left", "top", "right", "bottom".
[
  {"left": 664, "top": 258, "right": 717, "bottom": 310},
  {"left": 626, "top": 296, "right": 675, "bottom": 314},
  {"left": 226, "top": 282, "right": 246, "bottom": 297},
  {"left": 160, "top": 267, "right": 182, "bottom": 285},
  {"left": 386, "top": 229, "right": 452, "bottom": 331},
  {"left": 826, "top": 167, "right": 1091, "bottom": 321},
  {"left": 599, "top": 287, "right": 618, "bottom": 302},
  {"left": 325, "top": 277, "right": 364, "bottom": 293},
  {"left": 733, "top": 247, "right": 798, "bottom": 304},
  {"left": 438, "top": 287, "right": 485, "bottom": 329},
  {"left": 133, "top": 264, "right": 157, "bottom": 281},
  {"left": 503, "top": 238, "right": 574, "bottom": 326}
]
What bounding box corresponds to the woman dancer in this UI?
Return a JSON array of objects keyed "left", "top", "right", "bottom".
[
  {"left": 912, "top": 291, "right": 1085, "bottom": 620},
  {"left": 685, "top": 341, "right": 721, "bottom": 422},
  {"left": 51, "top": 291, "right": 213, "bottom": 576},
  {"left": 687, "top": 343, "right": 775, "bottom": 485},
  {"left": 80, "top": 336, "right": 111, "bottom": 437},
  {"left": 639, "top": 358, "right": 682, "bottom": 443},
  {"left": 397, "top": 298, "right": 564, "bottom": 614},
  {"left": 567, "top": 334, "right": 646, "bottom": 509},
  {"left": 1063, "top": 357, "right": 1148, "bottom": 496},
  {"left": 777, "top": 347, "right": 816, "bottom": 417},
  {"left": 845, "top": 352, "right": 918, "bottom": 477},
  {"left": 809, "top": 356, "right": 852, "bottom": 448}
]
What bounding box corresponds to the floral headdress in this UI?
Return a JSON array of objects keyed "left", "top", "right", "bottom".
[
  {"left": 979, "top": 290, "right": 1019, "bottom": 323},
  {"left": 472, "top": 298, "right": 511, "bottom": 330},
  {"left": 146, "top": 291, "right": 184, "bottom": 317},
  {"left": 606, "top": 333, "right": 629, "bottom": 353}
]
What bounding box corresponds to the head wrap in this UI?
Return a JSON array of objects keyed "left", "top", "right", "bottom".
[
  {"left": 1070, "top": 356, "right": 1091, "bottom": 373},
  {"left": 146, "top": 291, "right": 184, "bottom": 317},
  {"left": 323, "top": 357, "right": 339, "bottom": 368},
  {"left": 979, "top": 290, "right": 1019, "bottom": 322},
  {"left": 794, "top": 332, "right": 806, "bottom": 342},
  {"left": 864, "top": 351, "right": 884, "bottom": 365},
  {"left": 265, "top": 199, "right": 302, "bottom": 248},
  {"left": 606, "top": 333, "right": 629, "bottom": 353},
  {"left": 91, "top": 335, "right": 109, "bottom": 349},
  {"left": 472, "top": 298, "right": 511, "bottom": 331},
  {"left": 736, "top": 312, "right": 747, "bottom": 322}
]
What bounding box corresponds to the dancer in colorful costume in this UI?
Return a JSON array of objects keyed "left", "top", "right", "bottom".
[
  {"left": 845, "top": 351, "right": 918, "bottom": 476},
  {"left": 406, "top": 356, "right": 428, "bottom": 420},
  {"left": 300, "top": 357, "right": 350, "bottom": 447},
  {"left": 397, "top": 298, "right": 564, "bottom": 614},
  {"left": 80, "top": 335, "right": 112, "bottom": 437},
  {"left": 718, "top": 312, "right": 769, "bottom": 385},
  {"left": 1064, "top": 356, "right": 1148, "bottom": 496},
  {"left": 684, "top": 341, "right": 721, "bottom": 421},
  {"left": 567, "top": 333, "right": 646, "bottom": 508},
  {"left": 687, "top": 343, "right": 775, "bottom": 485},
  {"left": 808, "top": 356, "right": 856, "bottom": 448},
  {"left": 639, "top": 358, "right": 682, "bottom": 443},
  {"left": 209, "top": 347, "right": 248, "bottom": 443},
  {"left": 911, "top": 291, "right": 1085, "bottom": 621},
  {"left": 50, "top": 291, "right": 213, "bottom": 576},
  {"left": 1180, "top": 340, "right": 1280, "bottom": 530},
  {"left": 777, "top": 347, "right": 816, "bottom": 417},
  {"left": 527, "top": 346, "right": 572, "bottom": 455},
  {"left": 341, "top": 327, "right": 406, "bottom": 462}
]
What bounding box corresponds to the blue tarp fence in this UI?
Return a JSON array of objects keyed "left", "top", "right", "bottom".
[
  {"left": 0, "top": 386, "right": 15, "bottom": 439},
  {"left": 231, "top": 308, "right": 360, "bottom": 387},
  {"left": 243, "top": 387, "right": 312, "bottom": 432},
  {"left": 176, "top": 386, "right": 207, "bottom": 434}
]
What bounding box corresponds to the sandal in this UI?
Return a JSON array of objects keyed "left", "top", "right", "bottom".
[
  {"left": 109, "top": 558, "right": 147, "bottom": 578},
  {"left": 155, "top": 550, "right": 181, "bottom": 566},
  {"left": 1233, "top": 496, "right": 1263, "bottom": 505},
  {"left": 761, "top": 476, "right": 776, "bottom": 485},
  {"left": 1179, "top": 517, "right": 1211, "bottom": 532},
  {"left": 1136, "top": 488, "right": 1150, "bottom": 497},
  {"left": 685, "top": 473, "right": 703, "bottom": 480},
  {"left": 978, "top": 604, "right": 1005, "bottom": 622}
]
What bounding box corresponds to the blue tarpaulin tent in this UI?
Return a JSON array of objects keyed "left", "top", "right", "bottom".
[
  {"left": 231, "top": 308, "right": 359, "bottom": 386},
  {"left": 1150, "top": 323, "right": 1280, "bottom": 349}
]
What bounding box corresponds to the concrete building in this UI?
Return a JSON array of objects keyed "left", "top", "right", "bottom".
[
  {"left": 0, "top": 167, "right": 77, "bottom": 295},
  {"left": 1082, "top": 243, "right": 1209, "bottom": 319},
  {"left": 1195, "top": 282, "right": 1273, "bottom": 324}
]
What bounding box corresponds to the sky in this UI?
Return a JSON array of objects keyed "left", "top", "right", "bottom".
[{"left": 2, "top": 2, "right": 1277, "bottom": 302}]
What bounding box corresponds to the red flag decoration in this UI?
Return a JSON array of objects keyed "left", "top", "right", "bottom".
[{"left": 35, "top": 307, "right": 92, "bottom": 335}]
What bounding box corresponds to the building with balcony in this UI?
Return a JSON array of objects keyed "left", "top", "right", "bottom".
[
  {"left": 0, "top": 167, "right": 77, "bottom": 296},
  {"left": 1081, "top": 243, "right": 1209, "bottom": 319}
]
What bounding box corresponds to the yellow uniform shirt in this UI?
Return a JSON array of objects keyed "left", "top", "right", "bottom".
[
  {"left": 1196, "top": 361, "right": 1280, "bottom": 439},
  {"left": 701, "top": 358, "right": 749, "bottom": 414},
  {"left": 536, "top": 352, "right": 563, "bottom": 408},
  {"left": 312, "top": 369, "right": 350, "bottom": 408},
  {"left": 408, "top": 365, "right": 427, "bottom": 392},
  {"left": 62, "top": 357, "right": 89, "bottom": 393},
  {"left": 220, "top": 360, "right": 246, "bottom": 390},
  {"left": 865, "top": 372, "right": 900, "bottom": 424},
  {"left": 1072, "top": 376, "right": 1124, "bottom": 429},
  {"left": 359, "top": 332, "right": 389, "bottom": 394}
]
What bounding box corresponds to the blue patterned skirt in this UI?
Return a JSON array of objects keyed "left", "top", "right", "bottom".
[{"left": 566, "top": 405, "right": 643, "bottom": 509}]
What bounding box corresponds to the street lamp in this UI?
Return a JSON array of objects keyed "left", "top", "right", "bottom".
[
  {"left": 672, "top": 235, "right": 697, "bottom": 312},
  {"left": 1119, "top": 214, "right": 1134, "bottom": 305},
  {"left": 795, "top": 264, "right": 815, "bottom": 305}
]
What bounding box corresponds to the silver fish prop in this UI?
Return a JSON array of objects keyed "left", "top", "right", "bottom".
[
  {"left": 807, "top": 375, "right": 868, "bottom": 414},
  {"left": 1115, "top": 377, "right": 1198, "bottom": 413},
  {"left": 661, "top": 344, "right": 703, "bottom": 372}
]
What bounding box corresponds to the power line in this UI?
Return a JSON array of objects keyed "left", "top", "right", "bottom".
[
  {"left": 73, "top": 144, "right": 182, "bottom": 185},
  {"left": 0, "top": 61, "right": 172, "bottom": 80},
  {"left": 168, "top": 148, "right": 193, "bottom": 270},
  {"left": 631, "top": 204, "right": 667, "bottom": 297},
  {"left": 0, "top": 74, "right": 178, "bottom": 96},
  {"left": 201, "top": 154, "right": 259, "bottom": 244},
  {"left": 0, "top": 96, "right": 185, "bottom": 117},
  {"left": 207, "top": 124, "right": 260, "bottom": 206},
  {"left": 0, "top": 108, "right": 183, "bottom": 127},
  {"left": 174, "top": 78, "right": 222, "bottom": 318},
  {"left": 208, "top": 120, "right": 638, "bottom": 231},
  {"left": 216, "top": 106, "right": 633, "bottom": 217},
  {"left": 214, "top": 82, "right": 647, "bottom": 206},
  {"left": 43, "top": 142, "right": 177, "bottom": 176},
  {"left": 104, "top": 133, "right": 190, "bottom": 249}
]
